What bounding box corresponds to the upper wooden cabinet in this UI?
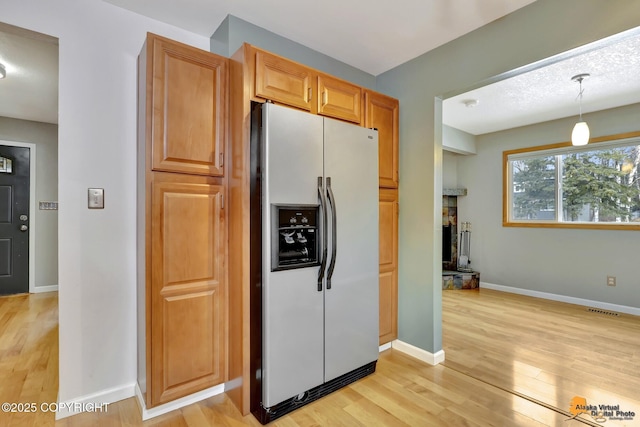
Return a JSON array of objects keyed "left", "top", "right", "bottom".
[
  {"left": 250, "top": 46, "right": 363, "bottom": 124},
  {"left": 146, "top": 33, "right": 228, "bottom": 176},
  {"left": 254, "top": 49, "right": 313, "bottom": 112},
  {"left": 365, "top": 91, "right": 399, "bottom": 188},
  {"left": 317, "top": 74, "right": 362, "bottom": 124}
]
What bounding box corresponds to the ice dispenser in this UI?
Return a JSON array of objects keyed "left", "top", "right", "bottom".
[{"left": 271, "top": 205, "right": 319, "bottom": 271}]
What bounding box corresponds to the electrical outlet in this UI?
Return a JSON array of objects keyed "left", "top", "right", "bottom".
[{"left": 607, "top": 276, "right": 616, "bottom": 287}]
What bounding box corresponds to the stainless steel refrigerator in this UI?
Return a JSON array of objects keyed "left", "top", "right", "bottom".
[{"left": 249, "top": 102, "right": 379, "bottom": 423}]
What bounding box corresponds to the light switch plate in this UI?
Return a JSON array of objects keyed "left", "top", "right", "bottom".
[{"left": 88, "top": 188, "right": 104, "bottom": 209}]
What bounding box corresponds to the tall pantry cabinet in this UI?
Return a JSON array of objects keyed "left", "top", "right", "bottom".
[
  {"left": 364, "top": 91, "right": 399, "bottom": 345},
  {"left": 137, "top": 33, "right": 228, "bottom": 408}
]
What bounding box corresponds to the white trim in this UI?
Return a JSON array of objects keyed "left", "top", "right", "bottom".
[
  {"left": 135, "top": 382, "right": 225, "bottom": 421},
  {"left": 379, "top": 342, "right": 392, "bottom": 352},
  {"left": 0, "top": 140, "right": 36, "bottom": 293},
  {"left": 33, "top": 284, "right": 58, "bottom": 293},
  {"left": 391, "top": 340, "right": 445, "bottom": 365},
  {"left": 480, "top": 282, "right": 640, "bottom": 316},
  {"left": 55, "top": 382, "right": 136, "bottom": 420}
]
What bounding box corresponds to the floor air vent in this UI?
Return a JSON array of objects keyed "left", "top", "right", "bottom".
[{"left": 587, "top": 308, "right": 620, "bottom": 316}]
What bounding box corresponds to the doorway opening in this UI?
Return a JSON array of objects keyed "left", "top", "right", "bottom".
[{"left": 0, "top": 21, "right": 59, "bottom": 425}]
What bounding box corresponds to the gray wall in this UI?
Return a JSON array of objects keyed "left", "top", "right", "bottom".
[
  {"left": 442, "top": 151, "right": 459, "bottom": 189},
  {"left": 0, "top": 116, "right": 58, "bottom": 289},
  {"left": 210, "top": 15, "right": 376, "bottom": 89},
  {"left": 376, "top": 0, "right": 640, "bottom": 354},
  {"left": 443, "top": 125, "right": 476, "bottom": 155},
  {"left": 456, "top": 104, "right": 640, "bottom": 308}
]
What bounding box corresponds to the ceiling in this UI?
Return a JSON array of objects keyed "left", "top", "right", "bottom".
[
  {"left": 103, "top": 0, "right": 538, "bottom": 76},
  {"left": 0, "top": 1, "right": 638, "bottom": 134},
  {"left": 443, "top": 28, "right": 640, "bottom": 135},
  {"left": 0, "top": 23, "right": 58, "bottom": 125}
]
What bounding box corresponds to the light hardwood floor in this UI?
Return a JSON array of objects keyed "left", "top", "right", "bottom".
[
  {"left": 1, "top": 289, "right": 638, "bottom": 426},
  {"left": 0, "top": 292, "right": 58, "bottom": 427},
  {"left": 442, "top": 288, "right": 640, "bottom": 427}
]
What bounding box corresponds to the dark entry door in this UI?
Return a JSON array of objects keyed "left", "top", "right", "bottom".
[{"left": 0, "top": 145, "right": 30, "bottom": 295}]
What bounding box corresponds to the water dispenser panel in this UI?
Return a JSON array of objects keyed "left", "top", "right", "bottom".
[{"left": 271, "top": 205, "right": 319, "bottom": 271}]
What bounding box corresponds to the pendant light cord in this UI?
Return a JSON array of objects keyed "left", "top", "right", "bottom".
[
  {"left": 576, "top": 78, "right": 585, "bottom": 120},
  {"left": 571, "top": 73, "right": 590, "bottom": 120}
]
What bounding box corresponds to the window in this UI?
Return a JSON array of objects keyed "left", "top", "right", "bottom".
[{"left": 503, "top": 132, "right": 640, "bottom": 230}]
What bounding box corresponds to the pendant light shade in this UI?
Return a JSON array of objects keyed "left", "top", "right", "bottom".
[
  {"left": 571, "top": 121, "right": 590, "bottom": 146},
  {"left": 570, "top": 73, "right": 590, "bottom": 146}
]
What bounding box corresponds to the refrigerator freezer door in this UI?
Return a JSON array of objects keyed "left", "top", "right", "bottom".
[
  {"left": 323, "top": 118, "right": 379, "bottom": 382},
  {"left": 262, "top": 103, "right": 325, "bottom": 407}
]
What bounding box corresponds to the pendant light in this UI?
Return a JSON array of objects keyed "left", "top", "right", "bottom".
[{"left": 570, "top": 73, "right": 590, "bottom": 146}]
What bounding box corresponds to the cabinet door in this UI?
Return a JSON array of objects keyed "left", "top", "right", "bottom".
[
  {"left": 150, "top": 179, "right": 226, "bottom": 406},
  {"left": 379, "top": 189, "right": 398, "bottom": 344},
  {"left": 254, "top": 49, "right": 313, "bottom": 111},
  {"left": 365, "top": 91, "right": 399, "bottom": 188},
  {"left": 317, "top": 74, "right": 362, "bottom": 124},
  {"left": 149, "top": 34, "right": 227, "bottom": 176}
]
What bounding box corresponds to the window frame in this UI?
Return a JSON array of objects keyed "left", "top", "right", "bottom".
[{"left": 503, "top": 131, "right": 640, "bottom": 231}]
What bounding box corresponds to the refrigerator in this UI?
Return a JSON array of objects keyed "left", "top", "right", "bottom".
[{"left": 249, "top": 102, "right": 379, "bottom": 423}]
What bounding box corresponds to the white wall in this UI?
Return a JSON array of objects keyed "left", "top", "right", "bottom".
[
  {"left": 1, "top": 0, "right": 210, "bottom": 413},
  {"left": 457, "top": 104, "right": 640, "bottom": 308}
]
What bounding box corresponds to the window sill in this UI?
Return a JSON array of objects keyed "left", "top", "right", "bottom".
[{"left": 503, "top": 221, "right": 640, "bottom": 231}]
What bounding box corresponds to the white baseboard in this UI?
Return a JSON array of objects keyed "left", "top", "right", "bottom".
[
  {"left": 391, "top": 340, "right": 445, "bottom": 365},
  {"left": 135, "top": 382, "right": 225, "bottom": 420},
  {"left": 378, "top": 342, "right": 392, "bottom": 352},
  {"left": 55, "top": 382, "right": 136, "bottom": 420},
  {"left": 33, "top": 284, "right": 58, "bottom": 293},
  {"left": 480, "top": 282, "right": 640, "bottom": 317}
]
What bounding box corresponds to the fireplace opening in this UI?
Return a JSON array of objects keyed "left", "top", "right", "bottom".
[{"left": 442, "top": 225, "right": 452, "bottom": 262}]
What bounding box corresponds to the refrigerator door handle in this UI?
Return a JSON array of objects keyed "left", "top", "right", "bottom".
[
  {"left": 317, "top": 176, "right": 328, "bottom": 291},
  {"left": 326, "top": 177, "right": 337, "bottom": 289}
]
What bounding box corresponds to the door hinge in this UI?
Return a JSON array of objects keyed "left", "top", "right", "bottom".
[
  {"left": 308, "top": 87, "right": 312, "bottom": 102},
  {"left": 221, "top": 193, "right": 224, "bottom": 210},
  {"left": 220, "top": 152, "right": 224, "bottom": 167}
]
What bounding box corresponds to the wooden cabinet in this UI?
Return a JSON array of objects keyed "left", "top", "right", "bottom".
[
  {"left": 365, "top": 91, "right": 399, "bottom": 188},
  {"left": 149, "top": 34, "right": 227, "bottom": 176},
  {"left": 251, "top": 46, "right": 362, "bottom": 124},
  {"left": 138, "top": 33, "right": 228, "bottom": 409},
  {"left": 150, "top": 177, "right": 226, "bottom": 405},
  {"left": 317, "top": 74, "right": 362, "bottom": 124},
  {"left": 254, "top": 49, "right": 313, "bottom": 112},
  {"left": 368, "top": 90, "right": 399, "bottom": 343},
  {"left": 378, "top": 188, "right": 398, "bottom": 344}
]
